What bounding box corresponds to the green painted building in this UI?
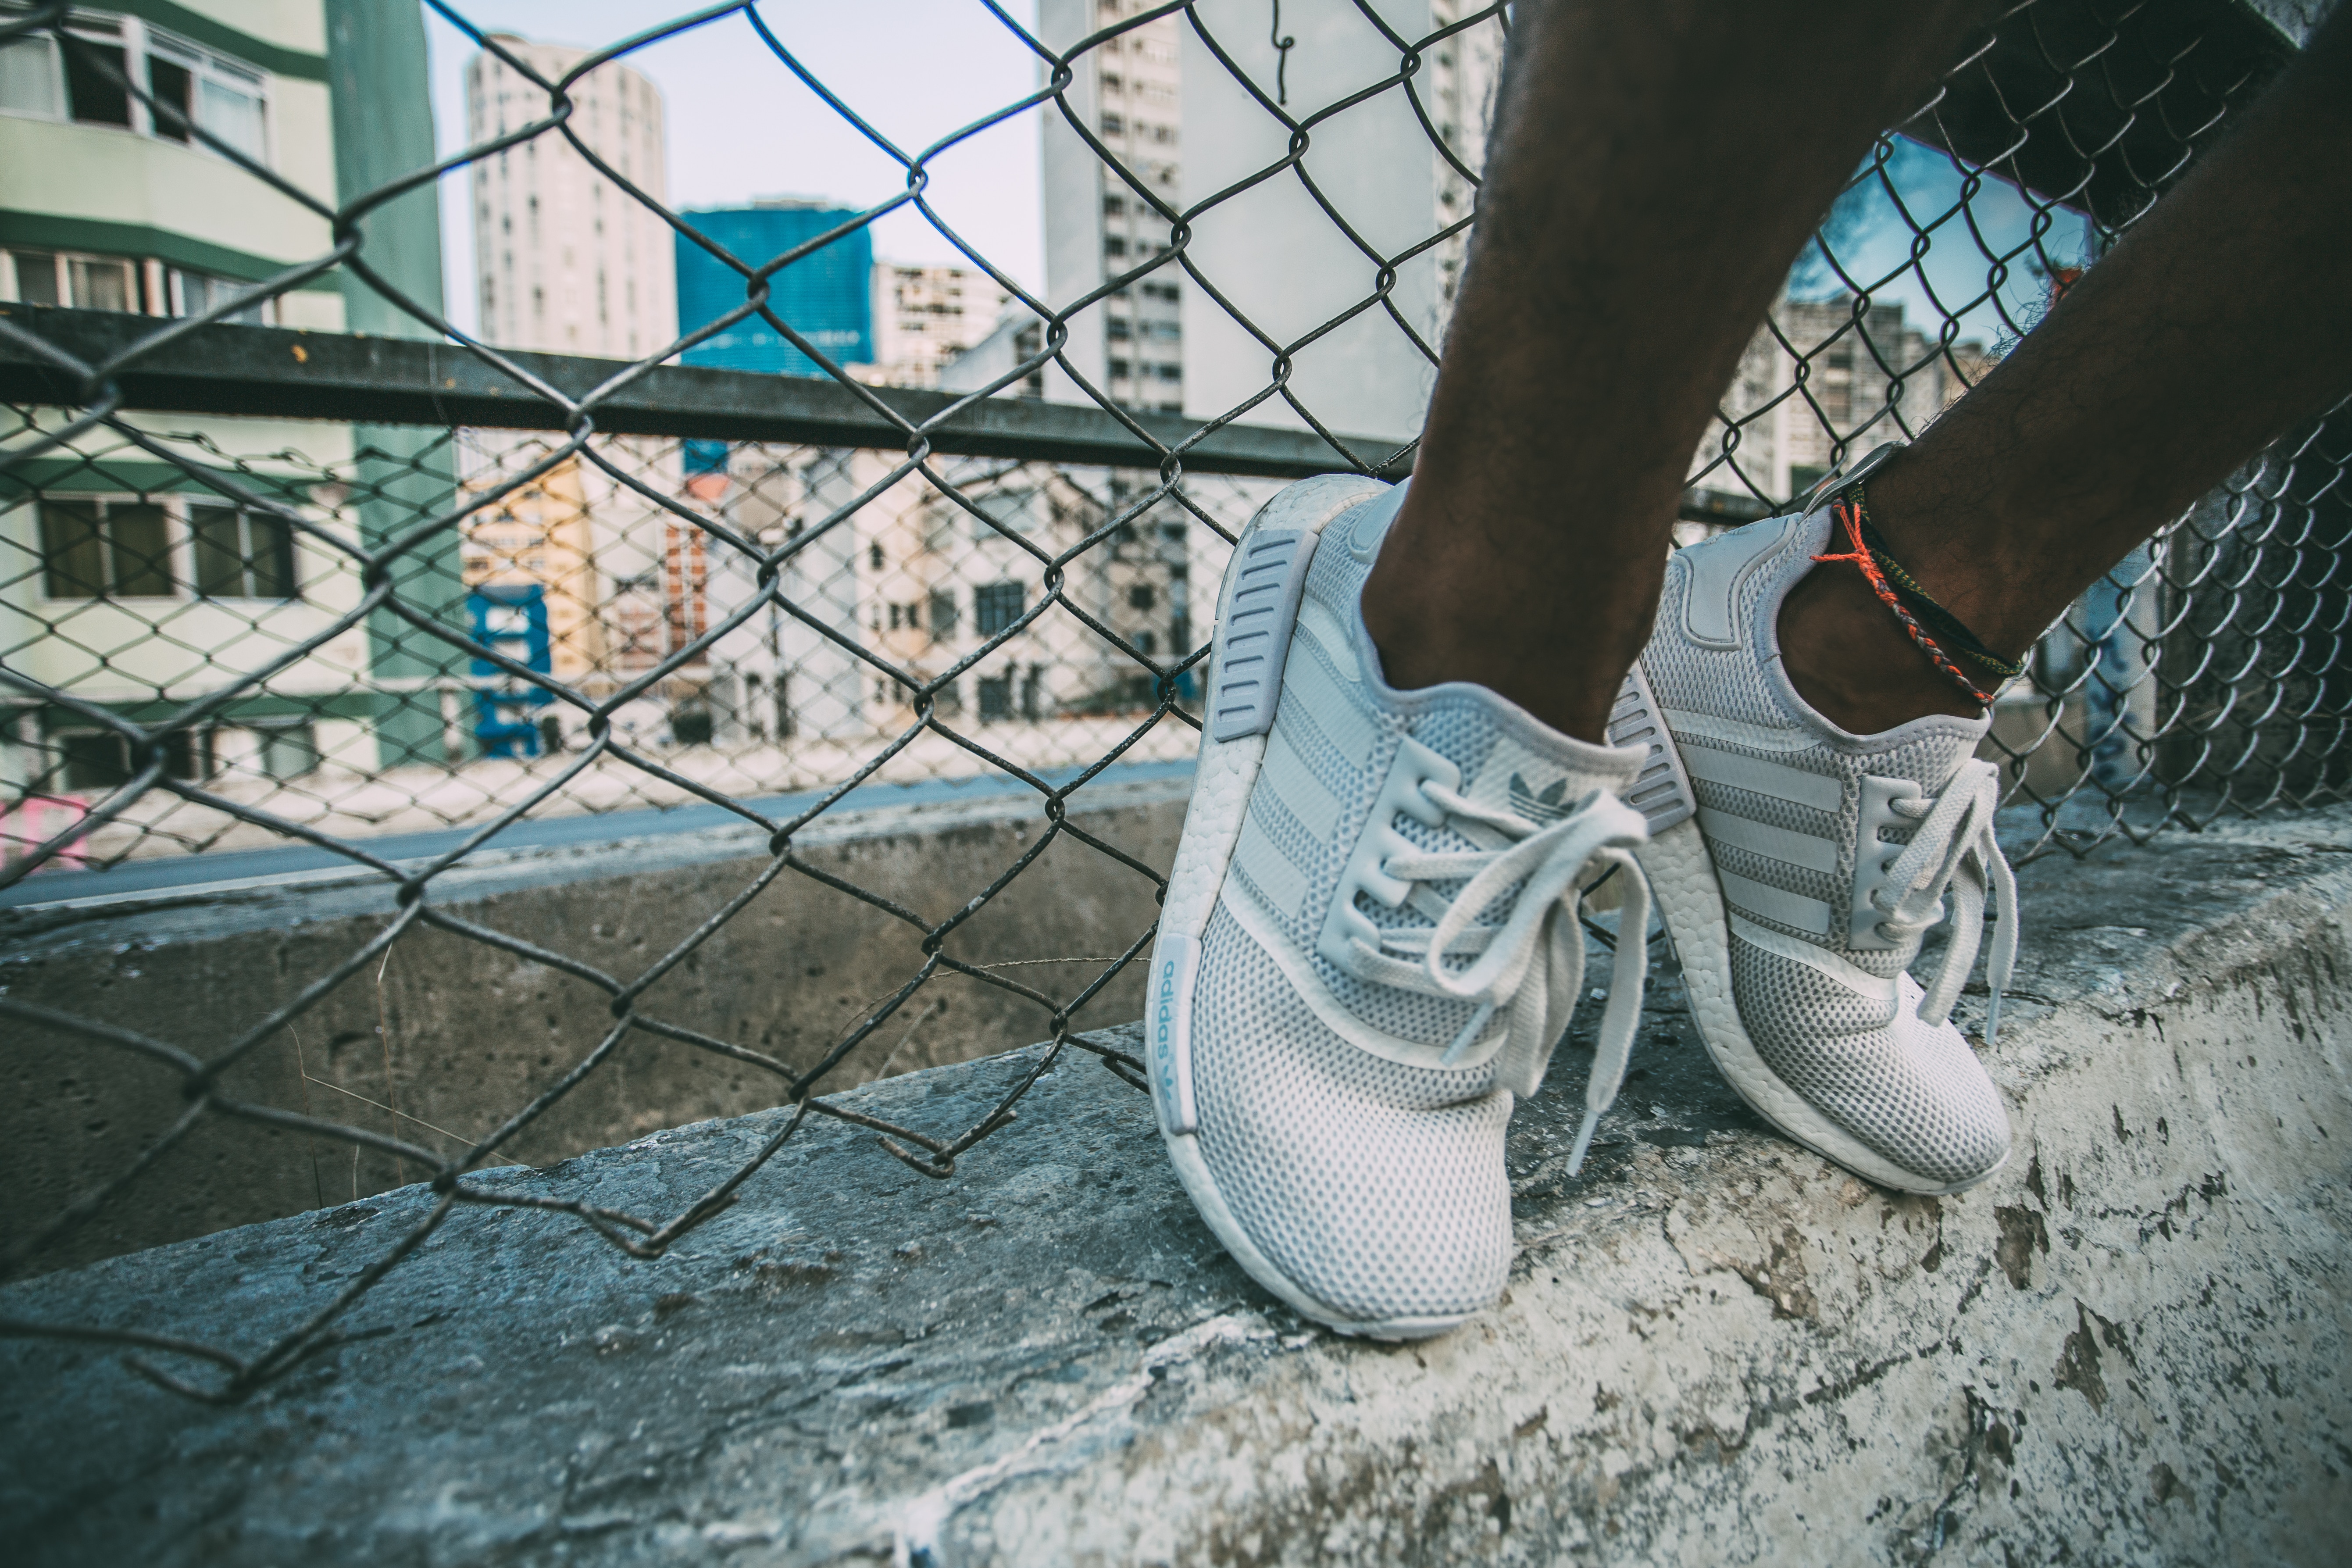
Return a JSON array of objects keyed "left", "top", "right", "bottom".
[{"left": 0, "top": 0, "right": 459, "bottom": 842}]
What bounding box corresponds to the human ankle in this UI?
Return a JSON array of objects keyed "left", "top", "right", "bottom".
[
  {"left": 1777, "top": 564, "right": 1985, "bottom": 734},
  {"left": 1360, "top": 600, "right": 1624, "bottom": 744},
  {"left": 1356, "top": 537, "right": 1615, "bottom": 745}
]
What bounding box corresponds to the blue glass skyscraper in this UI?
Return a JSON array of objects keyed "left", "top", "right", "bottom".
[{"left": 675, "top": 204, "right": 873, "bottom": 377}]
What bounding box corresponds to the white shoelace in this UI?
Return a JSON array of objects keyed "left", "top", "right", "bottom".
[
  {"left": 1336, "top": 782, "right": 1652, "bottom": 1174},
  {"left": 1872, "top": 757, "right": 2018, "bottom": 1041}
]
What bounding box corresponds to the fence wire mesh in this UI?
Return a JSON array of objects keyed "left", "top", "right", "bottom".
[{"left": 0, "top": 0, "right": 2343, "bottom": 1400}]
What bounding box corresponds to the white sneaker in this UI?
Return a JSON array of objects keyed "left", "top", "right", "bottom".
[
  {"left": 1613, "top": 485, "right": 2017, "bottom": 1194},
  {"left": 1148, "top": 476, "right": 1653, "bottom": 1338}
]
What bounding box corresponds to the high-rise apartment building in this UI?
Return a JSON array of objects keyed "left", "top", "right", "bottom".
[
  {"left": 1038, "top": 0, "right": 1186, "bottom": 414},
  {"left": 867, "top": 263, "right": 1013, "bottom": 390},
  {"left": 457, "top": 39, "right": 692, "bottom": 757},
  {"left": 0, "top": 1, "right": 451, "bottom": 823},
  {"left": 1694, "top": 296, "right": 1984, "bottom": 516},
  {"left": 1176, "top": 0, "right": 1501, "bottom": 442},
  {"left": 465, "top": 37, "right": 675, "bottom": 359}
]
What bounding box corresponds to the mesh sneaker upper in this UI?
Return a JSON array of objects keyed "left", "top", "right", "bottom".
[
  {"left": 1193, "top": 903, "right": 1512, "bottom": 1322},
  {"left": 1633, "top": 507, "right": 2012, "bottom": 1183}
]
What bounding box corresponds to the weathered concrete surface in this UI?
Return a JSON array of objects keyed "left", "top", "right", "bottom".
[
  {"left": 3, "top": 808, "right": 2348, "bottom": 1565},
  {"left": 0, "top": 776, "right": 1187, "bottom": 1273}
]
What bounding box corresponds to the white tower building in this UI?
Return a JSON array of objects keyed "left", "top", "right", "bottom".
[
  {"left": 864, "top": 262, "right": 1014, "bottom": 390},
  {"left": 1176, "top": 0, "right": 1500, "bottom": 445},
  {"left": 464, "top": 37, "right": 677, "bottom": 359},
  {"left": 1037, "top": 0, "right": 1188, "bottom": 413}
]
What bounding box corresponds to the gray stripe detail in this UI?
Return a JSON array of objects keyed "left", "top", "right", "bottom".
[
  {"left": 1234, "top": 813, "right": 1308, "bottom": 923},
  {"left": 1678, "top": 741, "right": 1844, "bottom": 814},
  {"left": 1697, "top": 805, "right": 1840, "bottom": 874},
  {"left": 1716, "top": 868, "right": 1835, "bottom": 936},
  {"left": 1610, "top": 662, "right": 1695, "bottom": 832},
  {"left": 1261, "top": 725, "right": 1342, "bottom": 840},
  {"left": 1281, "top": 632, "right": 1376, "bottom": 769}
]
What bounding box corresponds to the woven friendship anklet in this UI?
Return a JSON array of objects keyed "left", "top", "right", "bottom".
[{"left": 1811, "top": 483, "right": 2024, "bottom": 707}]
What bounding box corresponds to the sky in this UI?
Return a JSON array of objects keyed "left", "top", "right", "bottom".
[
  {"left": 422, "top": 1, "right": 1048, "bottom": 338},
  {"left": 1790, "top": 136, "right": 2099, "bottom": 351}
]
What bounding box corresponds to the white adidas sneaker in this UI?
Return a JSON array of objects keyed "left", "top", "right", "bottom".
[
  {"left": 1612, "top": 480, "right": 2017, "bottom": 1195},
  {"left": 1148, "top": 475, "right": 1653, "bottom": 1338}
]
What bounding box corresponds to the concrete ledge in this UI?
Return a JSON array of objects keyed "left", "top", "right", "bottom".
[
  {"left": 4, "top": 809, "right": 2349, "bottom": 1564},
  {"left": 1, "top": 773, "right": 1190, "bottom": 1272}
]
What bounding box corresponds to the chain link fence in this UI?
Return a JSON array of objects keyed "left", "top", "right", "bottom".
[{"left": 0, "top": 0, "right": 2342, "bottom": 1400}]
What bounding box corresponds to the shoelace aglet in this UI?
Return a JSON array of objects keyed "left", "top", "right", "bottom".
[
  {"left": 1984, "top": 988, "right": 2002, "bottom": 1046},
  {"left": 1438, "top": 998, "right": 1496, "bottom": 1068},
  {"left": 1565, "top": 1105, "right": 1601, "bottom": 1176}
]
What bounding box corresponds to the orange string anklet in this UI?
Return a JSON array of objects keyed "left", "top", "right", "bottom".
[{"left": 1813, "top": 487, "right": 2000, "bottom": 707}]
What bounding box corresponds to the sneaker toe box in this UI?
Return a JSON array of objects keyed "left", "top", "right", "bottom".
[{"left": 1186, "top": 908, "right": 1513, "bottom": 1328}]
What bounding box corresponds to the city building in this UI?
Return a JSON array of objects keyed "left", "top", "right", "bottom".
[
  {"left": 675, "top": 200, "right": 871, "bottom": 377},
  {"left": 1037, "top": 0, "right": 1187, "bottom": 414},
  {"left": 458, "top": 36, "right": 701, "bottom": 758},
  {"left": 938, "top": 307, "right": 1046, "bottom": 401},
  {"left": 454, "top": 433, "right": 691, "bottom": 755},
  {"left": 864, "top": 261, "right": 1012, "bottom": 390},
  {"left": 1691, "top": 296, "right": 1987, "bottom": 519},
  {"left": 0, "top": 1, "right": 448, "bottom": 825},
  {"left": 464, "top": 36, "right": 674, "bottom": 359},
  {"left": 1174, "top": 0, "right": 1501, "bottom": 442}
]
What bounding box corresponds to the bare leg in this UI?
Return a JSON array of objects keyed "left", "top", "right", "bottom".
[
  {"left": 1363, "top": 0, "right": 2005, "bottom": 742},
  {"left": 1784, "top": 4, "right": 2352, "bottom": 733}
]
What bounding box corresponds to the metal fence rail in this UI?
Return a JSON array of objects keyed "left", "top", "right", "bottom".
[{"left": 0, "top": 0, "right": 2344, "bottom": 1400}]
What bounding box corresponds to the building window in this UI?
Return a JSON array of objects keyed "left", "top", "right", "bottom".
[
  {"left": 1106, "top": 317, "right": 1131, "bottom": 340},
  {"left": 1103, "top": 236, "right": 1127, "bottom": 258},
  {"left": 974, "top": 580, "right": 1024, "bottom": 637},
  {"left": 927, "top": 587, "right": 958, "bottom": 639},
  {"left": 190, "top": 502, "right": 297, "bottom": 600},
  {"left": 169, "top": 266, "right": 272, "bottom": 325},
  {"left": 39, "top": 496, "right": 175, "bottom": 598},
  {"left": 247, "top": 720, "right": 318, "bottom": 780},
  {"left": 868, "top": 541, "right": 886, "bottom": 571},
  {"left": 54, "top": 727, "right": 203, "bottom": 790},
  {"left": 1103, "top": 194, "right": 1126, "bottom": 216},
  {"left": 4, "top": 248, "right": 136, "bottom": 311},
  {"left": 1128, "top": 583, "right": 1156, "bottom": 611},
  {"left": 35, "top": 494, "right": 298, "bottom": 600},
  {"left": 1106, "top": 357, "right": 1131, "bottom": 380},
  {"left": 1135, "top": 630, "right": 1156, "bottom": 656},
  {"left": 1155, "top": 363, "right": 1182, "bottom": 382},
  {"left": 0, "top": 11, "right": 269, "bottom": 163},
  {"left": 977, "top": 674, "right": 1012, "bottom": 720},
  {"left": 1099, "top": 113, "right": 1123, "bottom": 136}
]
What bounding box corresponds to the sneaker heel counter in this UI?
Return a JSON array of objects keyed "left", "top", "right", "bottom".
[
  {"left": 1610, "top": 662, "right": 1696, "bottom": 834},
  {"left": 1210, "top": 528, "right": 1319, "bottom": 743}
]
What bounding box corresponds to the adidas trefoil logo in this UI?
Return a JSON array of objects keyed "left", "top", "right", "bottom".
[{"left": 1508, "top": 772, "right": 1580, "bottom": 825}]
